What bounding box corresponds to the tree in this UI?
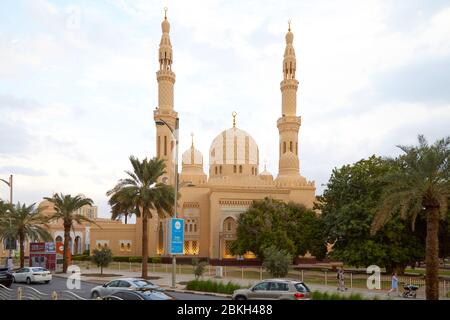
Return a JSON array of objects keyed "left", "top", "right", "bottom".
[
  {"left": 91, "top": 247, "right": 113, "bottom": 275},
  {"left": 231, "top": 198, "right": 295, "bottom": 259},
  {"left": 371, "top": 135, "right": 449, "bottom": 300},
  {"left": 106, "top": 156, "right": 175, "bottom": 279},
  {"left": 285, "top": 202, "right": 327, "bottom": 260},
  {"left": 108, "top": 191, "right": 134, "bottom": 224},
  {"left": 231, "top": 198, "right": 326, "bottom": 260},
  {"left": 262, "top": 246, "right": 292, "bottom": 278},
  {"left": 44, "top": 193, "right": 94, "bottom": 273},
  {"left": 191, "top": 257, "right": 207, "bottom": 279},
  {"left": 316, "top": 156, "right": 424, "bottom": 272},
  {"left": 0, "top": 202, "right": 52, "bottom": 267}
]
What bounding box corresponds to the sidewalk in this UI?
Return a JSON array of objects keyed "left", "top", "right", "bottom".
[{"left": 54, "top": 267, "right": 437, "bottom": 300}]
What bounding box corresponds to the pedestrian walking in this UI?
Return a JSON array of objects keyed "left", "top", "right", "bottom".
[
  {"left": 6, "top": 256, "right": 14, "bottom": 272},
  {"left": 339, "top": 267, "right": 347, "bottom": 291},
  {"left": 388, "top": 272, "right": 399, "bottom": 297}
]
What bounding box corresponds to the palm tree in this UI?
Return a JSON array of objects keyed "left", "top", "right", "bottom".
[
  {"left": 108, "top": 192, "right": 133, "bottom": 224},
  {"left": 107, "top": 156, "right": 175, "bottom": 279},
  {"left": 44, "top": 193, "right": 94, "bottom": 273},
  {"left": 0, "top": 202, "right": 52, "bottom": 268},
  {"left": 372, "top": 135, "right": 449, "bottom": 300}
]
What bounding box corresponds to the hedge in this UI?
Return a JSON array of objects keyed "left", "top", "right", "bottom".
[
  {"left": 70, "top": 255, "right": 162, "bottom": 263},
  {"left": 186, "top": 279, "right": 242, "bottom": 294}
]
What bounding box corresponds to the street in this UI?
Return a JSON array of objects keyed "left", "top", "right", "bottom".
[{"left": 9, "top": 277, "right": 228, "bottom": 300}]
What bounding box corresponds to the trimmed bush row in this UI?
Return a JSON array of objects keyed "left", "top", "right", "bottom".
[
  {"left": 70, "top": 255, "right": 162, "bottom": 263},
  {"left": 311, "top": 291, "right": 368, "bottom": 300},
  {"left": 186, "top": 279, "right": 242, "bottom": 294}
]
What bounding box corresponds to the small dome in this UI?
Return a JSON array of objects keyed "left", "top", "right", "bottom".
[
  {"left": 209, "top": 126, "right": 259, "bottom": 166},
  {"left": 259, "top": 165, "right": 273, "bottom": 182},
  {"left": 182, "top": 146, "right": 203, "bottom": 166}
]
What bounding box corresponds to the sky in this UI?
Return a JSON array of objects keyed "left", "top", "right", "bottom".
[{"left": 0, "top": 0, "right": 449, "bottom": 218}]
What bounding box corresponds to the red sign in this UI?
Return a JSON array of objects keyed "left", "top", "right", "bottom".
[{"left": 30, "top": 242, "right": 45, "bottom": 253}]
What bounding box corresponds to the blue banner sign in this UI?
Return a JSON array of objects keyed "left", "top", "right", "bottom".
[{"left": 167, "top": 218, "right": 184, "bottom": 255}]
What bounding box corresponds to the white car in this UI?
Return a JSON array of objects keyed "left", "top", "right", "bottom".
[{"left": 12, "top": 267, "right": 52, "bottom": 284}]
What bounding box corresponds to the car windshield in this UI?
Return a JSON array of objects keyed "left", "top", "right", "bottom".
[
  {"left": 295, "top": 283, "right": 310, "bottom": 293},
  {"left": 32, "top": 268, "right": 46, "bottom": 272},
  {"left": 132, "top": 280, "right": 154, "bottom": 287}
]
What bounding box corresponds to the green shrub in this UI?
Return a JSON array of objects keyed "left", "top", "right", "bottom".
[
  {"left": 262, "top": 246, "right": 292, "bottom": 278},
  {"left": 312, "top": 291, "right": 365, "bottom": 300},
  {"left": 71, "top": 254, "right": 90, "bottom": 261},
  {"left": 186, "top": 279, "right": 242, "bottom": 294},
  {"left": 91, "top": 248, "right": 113, "bottom": 275}
]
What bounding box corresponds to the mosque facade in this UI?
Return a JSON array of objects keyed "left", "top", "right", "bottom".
[{"left": 1, "top": 13, "right": 316, "bottom": 262}]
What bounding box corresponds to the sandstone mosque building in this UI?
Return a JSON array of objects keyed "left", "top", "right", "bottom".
[{"left": 1, "top": 12, "right": 316, "bottom": 261}]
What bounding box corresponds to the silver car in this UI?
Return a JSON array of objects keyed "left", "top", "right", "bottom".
[
  {"left": 90, "top": 278, "right": 163, "bottom": 299},
  {"left": 232, "top": 279, "right": 311, "bottom": 300}
]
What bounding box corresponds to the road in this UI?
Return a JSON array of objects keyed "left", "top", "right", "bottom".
[{"left": 9, "top": 276, "right": 228, "bottom": 300}]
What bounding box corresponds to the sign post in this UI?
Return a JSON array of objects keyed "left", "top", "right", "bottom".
[{"left": 166, "top": 218, "right": 184, "bottom": 255}]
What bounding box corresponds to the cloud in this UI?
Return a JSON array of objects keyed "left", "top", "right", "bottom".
[
  {"left": 1, "top": 0, "right": 449, "bottom": 215},
  {"left": 0, "top": 166, "right": 47, "bottom": 177}
]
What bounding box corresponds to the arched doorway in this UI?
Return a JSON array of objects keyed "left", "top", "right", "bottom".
[
  {"left": 221, "top": 217, "right": 237, "bottom": 259},
  {"left": 74, "top": 236, "right": 82, "bottom": 255},
  {"left": 55, "top": 236, "right": 63, "bottom": 242}
]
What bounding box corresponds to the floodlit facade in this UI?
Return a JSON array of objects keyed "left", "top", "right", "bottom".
[{"left": 1, "top": 13, "right": 315, "bottom": 261}]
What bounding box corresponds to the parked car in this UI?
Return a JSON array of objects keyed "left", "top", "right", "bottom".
[
  {"left": 232, "top": 279, "right": 311, "bottom": 300},
  {"left": 90, "top": 278, "right": 163, "bottom": 299},
  {"left": 101, "top": 289, "right": 174, "bottom": 300},
  {"left": 0, "top": 267, "right": 14, "bottom": 288},
  {"left": 12, "top": 267, "right": 52, "bottom": 284}
]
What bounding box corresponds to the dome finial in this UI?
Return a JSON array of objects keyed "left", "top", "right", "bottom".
[
  {"left": 191, "top": 132, "right": 194, "bottom": 147},
  {"left": 288, "top": 19, "right": 291, "bottom": 32},
  {"left": 232, "top": 111, "right": 237, "bottom": 127},
  {"left": 164, "top": 7, "right": 168, "bottom": 19}
]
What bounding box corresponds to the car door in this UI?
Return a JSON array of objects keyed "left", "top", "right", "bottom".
[
  {"left": 103, "top": 280, "right": 121, "bottom": 295},
  {"left": 268, "top": 282, "right": 290, "bottom": 299},
  {"left": 247, "top": 281, "right": 271, "bottom": 300},
  {"left": 15, "top": 268, "right": 27, "bottom": 282},
  {"left": 118, "top": 280, "right": 132, "bottom": 291}
]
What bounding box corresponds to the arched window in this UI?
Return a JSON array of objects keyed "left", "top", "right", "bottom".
[
  {"left": 194, "top": 224, "right": 197, "bottom": 232},
  {"left": 239, "top": 165, "right": 242, "bottom": 173},
  {"left": 290, "top": 141, "right": 293, "bottom": 152},
  {"left": 215, "top": 167, "right": 218, "bottom": 175},
  {"left": 251, "top": 167, "right": 254, "bottom": 175},
  {"left": 55, "top": 236, "right": 63, "bottom": 242},
  {"left": 189, "top": 224, "right": 192, "bottom": 232},
  {"left": 233, "top": 165, "right": 237, "bottom": 173},
  {"left": 164, "top": 136, "right": 167, "bottom": 156},
  {"left": 283, "top": 142, "right": 286, "bottom": 153},
  {"left": 219, "top": 166, "right": 222, "bottom": 174}
]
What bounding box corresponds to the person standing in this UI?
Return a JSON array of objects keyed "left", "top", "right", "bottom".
[
  {"left": 388, "top": 272, "right": 399, "bottom": 297},
  {"left": 339, "top": 267, "right": 346, "bottom": 291}
]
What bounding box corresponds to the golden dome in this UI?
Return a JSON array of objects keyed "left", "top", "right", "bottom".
[
  {"left": 209, "top": 126, "right": 259, "bottom": 167},
  {"left": 182, "top": 146, "right": 203, "bottom": 166}
]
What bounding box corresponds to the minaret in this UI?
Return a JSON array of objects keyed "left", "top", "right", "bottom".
[
  {"left": 277, "top": 20, "right": 302, "bottom": 180},
  {"left": 154, "top": 7, "right": 178, "bottom": 184}
]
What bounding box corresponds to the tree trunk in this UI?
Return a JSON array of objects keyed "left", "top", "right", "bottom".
[
  {"left": 425, "top": 206, "right": 440, "bottom": 300},
  {"left": 63, "top": 224, "right": 71, "bottom": 273},
  {"left": 19, "top": 233, "right": 24, "bottom": 268},
  {"left": 101, "top": 265, "right": 103, "bottom": 275},
  {"left": 142, "top": 213, "right": 148, "bottom": 279},
  {"left": 125, "top": 214, "right": 128, "bottom": 225}
]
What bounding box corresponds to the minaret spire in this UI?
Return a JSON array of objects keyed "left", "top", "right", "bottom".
[
  {"left": 276, "top": 20, "right": 302, "bottom": 181},
  {"left": 154, "top": 7, "right": 178, "bottom": 185}
]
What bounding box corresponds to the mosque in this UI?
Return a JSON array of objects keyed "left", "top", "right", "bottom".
[{"left": 1, "top": 11, "right": 316, "bottom": 262}]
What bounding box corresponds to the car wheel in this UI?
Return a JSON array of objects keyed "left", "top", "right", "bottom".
[
  {"left": 234, "top": 295, "right": 247, "bottom": 300},
  {"left": 45, "top": 280, "right": 50, "bottom": 284},
  {"left": 12, "top": 277, "right": 16, "bottom": 283},
  {"left": 91, "top": 291, "right": 100, "bottom": 299},
  {"left": 26, "top": 277, "right": 31, "bottom": 285}
]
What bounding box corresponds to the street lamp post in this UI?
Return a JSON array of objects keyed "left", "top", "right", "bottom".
[
  {"left": 0, "top": 174, "right": 13, "bottom": 204},
  {"left": 155, "top": 117, "right": 179, "bottom": 288}
]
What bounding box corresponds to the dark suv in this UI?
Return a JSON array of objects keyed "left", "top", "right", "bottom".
[{"left": 0, "top": 268, "right": 13, "bottom": 288}]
